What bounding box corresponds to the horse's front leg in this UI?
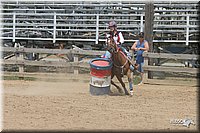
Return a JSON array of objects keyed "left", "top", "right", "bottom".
[
  {"left": 111, "top": 74, "right": 123, "bottom": 93},
  {"left": 111, "top": 80, "right": 123, "bottom": 93},
  {"left": 127, "top": 70, "right": 133, "bottom": 96},
  {"left": 116, "top": 75, "right": 129, "bottom": 95}
]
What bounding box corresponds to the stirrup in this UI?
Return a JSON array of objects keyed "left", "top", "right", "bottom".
[{"left": 130, "top": 65, "right": 135, "bottom": 71}]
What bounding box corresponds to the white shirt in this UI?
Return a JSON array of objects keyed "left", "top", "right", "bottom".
[{"left": 106, "top": 31, "right": 124, "bottom": 45}]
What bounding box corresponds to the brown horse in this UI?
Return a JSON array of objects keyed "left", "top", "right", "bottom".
[{"left": 106, "top": 37, "right": 136, "bottom": 96}]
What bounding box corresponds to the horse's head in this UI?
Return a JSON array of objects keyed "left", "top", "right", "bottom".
[{"left": 106, "top": 36, "right": 119, "bottom": 54}]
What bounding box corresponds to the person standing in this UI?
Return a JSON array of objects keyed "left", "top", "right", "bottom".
[{"left": 131, "top": 32, "right": 149, "bottom": 82}]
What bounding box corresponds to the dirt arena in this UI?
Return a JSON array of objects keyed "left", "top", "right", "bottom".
[{"left": 2, "top": 73, "right": 199, "bottom": 131}]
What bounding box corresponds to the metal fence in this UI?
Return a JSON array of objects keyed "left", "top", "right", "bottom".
[{"left": 0, "top": 1, "right": 199, "bottom": 46}]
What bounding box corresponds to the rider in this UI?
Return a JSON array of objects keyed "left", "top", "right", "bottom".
[{"left": 102, "top": 20, "right": 131, "bottom": 59}]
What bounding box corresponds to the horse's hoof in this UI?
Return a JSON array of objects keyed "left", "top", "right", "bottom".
[{"left": 109, "top": 90, "right": 113, "bottom": 94}]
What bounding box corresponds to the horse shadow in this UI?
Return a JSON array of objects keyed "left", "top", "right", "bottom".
[{"left": 107, "top": 89, "right": 128, "bottom": 96}]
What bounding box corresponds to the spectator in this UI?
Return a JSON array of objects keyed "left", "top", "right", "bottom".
[{"left": 131, "top": 32, "right": 149, "bottom": 83}]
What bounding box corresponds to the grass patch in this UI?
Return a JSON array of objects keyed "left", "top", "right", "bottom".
[{"left": 3, "top": 76, "right": 37, "bottom": 81}]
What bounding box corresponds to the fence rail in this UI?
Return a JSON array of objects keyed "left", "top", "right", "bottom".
[
  {"left": 1, "top": 47, "right": 199, "bottom": 77},
  {"left": 142, "top": 51, "right": 199, "bottom": 75},
  {"left": 143, "top": 52, "right": 198, "bottom": 60},
  {"left": 1, "top": 46, "right": 104, "bottom": 55}
]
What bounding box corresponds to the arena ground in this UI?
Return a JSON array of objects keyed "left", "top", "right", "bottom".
[{"left": 2, "top": 73, "right": 199, "bottom": 131}]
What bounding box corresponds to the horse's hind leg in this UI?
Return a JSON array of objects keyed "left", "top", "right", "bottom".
[
  {"left": 111, "top": 74, "right": 123, "bottom": 93},
  {"left": 116, "top": 75, "right": 129, "bottom": 95}
]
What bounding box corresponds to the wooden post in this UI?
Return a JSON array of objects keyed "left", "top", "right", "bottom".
[
  {"left": 16, "top": 46, "right": 25, "bottom": 79},
  {"left": 143, "top": 52, "right": 148, "bottom": 82},
  {"left": 14, "top": 44, "right": 24, "bottom": 74},
  {"left": 73, "top": 55, "right": 79, "bottom": 75},
  {"left": 144, "top": 2, "right": 154, "bottom": 79},
  {"left": 18, "top": 53, "right": 24, "bottom": 73}
]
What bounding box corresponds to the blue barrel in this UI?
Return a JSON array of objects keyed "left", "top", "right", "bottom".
[{"left": 89, "top": 58, "right": 112, "bottom": 95}]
